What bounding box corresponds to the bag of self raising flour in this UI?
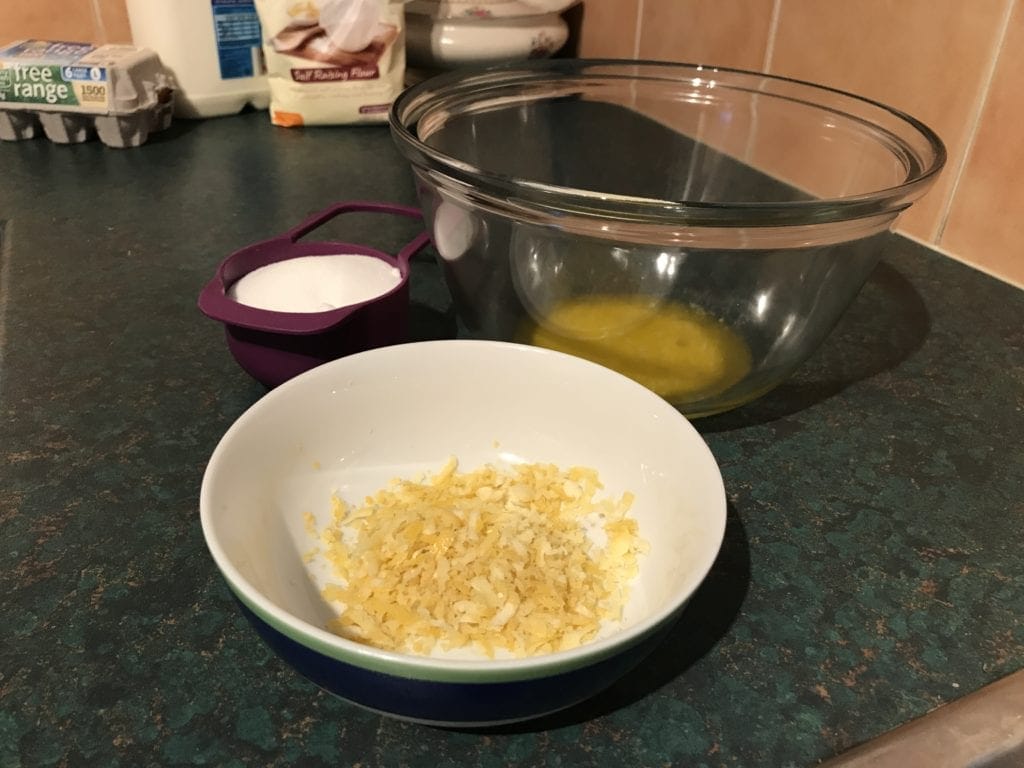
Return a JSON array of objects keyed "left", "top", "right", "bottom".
[{"left": 254, "top": 0, "right": 405, "bottom": 126}]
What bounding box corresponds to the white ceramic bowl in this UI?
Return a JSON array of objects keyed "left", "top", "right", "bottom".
[
  {"left": 407, "top": 0, "right": 578, "bottom": 20},
  {"left": 200, "top": 340, "right": 726, "bottom": 725},
  {"left": 405, "top": 11, "right": 569, "bottom": 68}
]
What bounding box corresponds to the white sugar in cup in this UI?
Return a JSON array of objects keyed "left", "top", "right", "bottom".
[{"left": 228, "top": 254, "right": 402, "bottom": 313}]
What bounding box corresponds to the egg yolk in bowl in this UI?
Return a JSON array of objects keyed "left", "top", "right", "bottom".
[{"left": 521, "top": 296, "right": 752, "bottom": 402}]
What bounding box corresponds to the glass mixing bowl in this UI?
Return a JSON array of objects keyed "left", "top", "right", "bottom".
[{"left": 390, "top": 59, "right": 945, "bottom": 417}]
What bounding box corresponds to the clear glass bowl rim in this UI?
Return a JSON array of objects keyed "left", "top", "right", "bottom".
[{"left": 389, "top": 58, "right": 948, "bottom": 228}]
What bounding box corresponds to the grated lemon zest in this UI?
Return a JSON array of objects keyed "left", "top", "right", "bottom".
[{"left": 314, "top": 458, "right": 647, "bottom": 658}]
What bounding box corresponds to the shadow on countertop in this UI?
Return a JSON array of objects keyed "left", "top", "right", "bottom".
[
  {"left": 464, "top": 500, "right": 751, "bottom": 735},
  {"left": 698, "top": 261, "right": 932, "bottom": 433},
  {"left": 145, "top": 116, "right": 204, "bottom": 145},
  {"left": 407, "top": 301, "right": 459, "bottom": 343}
]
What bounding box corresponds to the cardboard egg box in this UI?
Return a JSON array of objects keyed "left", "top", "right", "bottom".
[{"left": 0, "top": 39, "right": 175, "bottom": 148}]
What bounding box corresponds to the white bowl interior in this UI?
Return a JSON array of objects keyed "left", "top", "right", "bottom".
[{"left": 201, "top": 340, "right": 726, "bottom": 666}]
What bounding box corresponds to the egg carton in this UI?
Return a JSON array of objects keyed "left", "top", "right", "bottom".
[{"left": 0, "top": 39, "right": 175, "bottom": 148}]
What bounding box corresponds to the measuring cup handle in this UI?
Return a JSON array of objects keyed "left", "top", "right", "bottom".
[
  {"left": 396, "top": 230, "right": 433, "bottom": 267},
  {"left": 285, "top": 201, "right": 425, "bottom": 242}
]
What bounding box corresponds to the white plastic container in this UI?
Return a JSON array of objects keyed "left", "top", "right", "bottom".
[{"left": 126, "top": 0, "right": 270, "bottom": 118}]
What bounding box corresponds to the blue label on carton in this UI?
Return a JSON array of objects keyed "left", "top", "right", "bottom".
[
  {"left": 0, "top": 40, "right": 96, "bottom": 64},
  {"left": 210, "top": 0, "right": 264, "bottom": 80},
  {"left": 60, "top": 65, "right": 107, "bottom": 82}
]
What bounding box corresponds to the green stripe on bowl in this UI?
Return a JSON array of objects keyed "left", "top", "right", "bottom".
[{"left": 225, "top": 580, "right": 651, "bottom": 683}]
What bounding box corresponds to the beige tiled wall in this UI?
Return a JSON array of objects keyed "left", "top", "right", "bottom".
[
  {"left": 579, "top": 0, "right": 1023, "bottom": 288},
  {"left": 9, "top": 0, "right": 1021, "bottom": 286},
  {"left": 8, "top": 0, "right": 132, "bottom": 46}
]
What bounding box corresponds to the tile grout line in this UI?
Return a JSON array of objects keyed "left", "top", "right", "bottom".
[
  {"left": 899, "top": 228, "right": 1024, "bottom": 291},
  {"left": 632, "top": 0, "right": 645, "bottom": 58},
  {"left": 745, "top": 0, "right": 782, "bottom": 162},
  {"left": 762, "top": 0, "right": 783, "bottom": 73},
  {"left": 933, "top": 0, "right": 1016, "bottom": 244},
  {"left": 90, "top": 0, "right": 109, "bottom": 45}
]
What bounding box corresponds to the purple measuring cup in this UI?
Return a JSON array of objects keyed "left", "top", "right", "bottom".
[{"left": 198, "top": 201, "right": 431, "bottom": 388}]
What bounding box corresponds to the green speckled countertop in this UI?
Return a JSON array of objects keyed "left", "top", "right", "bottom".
[{"left": 1, "top": 112, "right": 1022, "bottom": 768}]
